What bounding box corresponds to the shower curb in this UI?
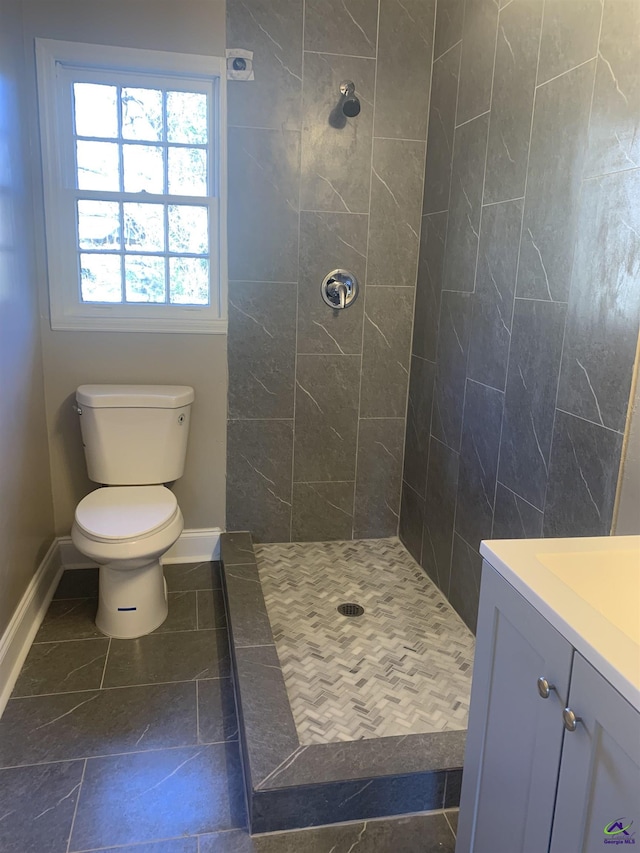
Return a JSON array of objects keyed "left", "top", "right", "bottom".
[{"left": 221, "top": 532, "right": 465, "bottom": 834}]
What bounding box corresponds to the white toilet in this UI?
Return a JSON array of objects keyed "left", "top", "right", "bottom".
[{"left": 71, "top": 384, "right": 194, "bottom": 639}]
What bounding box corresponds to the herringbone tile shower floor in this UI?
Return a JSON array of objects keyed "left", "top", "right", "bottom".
[{"left": 255, "top": 537, "right": 475, "bottom": 745}]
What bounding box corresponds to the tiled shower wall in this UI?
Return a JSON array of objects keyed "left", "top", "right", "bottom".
[
  {"left": 226, "top": 0, "right": 435, "bottom": 542},
  {"left": 399, "top": 0, "right": 640, "bottom": 630}
]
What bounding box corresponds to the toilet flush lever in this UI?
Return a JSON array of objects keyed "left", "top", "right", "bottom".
[{"left": 73, "top": 404, "right": 83, "bottom": 416}]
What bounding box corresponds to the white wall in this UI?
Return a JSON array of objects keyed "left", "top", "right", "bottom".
[
  {"left": 0, "top": 0, "right": 55, "bottom": 636},
  {"left": 21, "top": 0, "right": 228, "bottom": 535}
]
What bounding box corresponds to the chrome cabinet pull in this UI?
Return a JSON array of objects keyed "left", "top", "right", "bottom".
[
  {"left": 562, "top": 707, "right": 582, "bottom": 732},
  {"left": 537, "top": 676, "right": 556, "bottom": 699}
]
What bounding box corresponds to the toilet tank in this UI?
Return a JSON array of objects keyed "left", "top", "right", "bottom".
[{"left": 76, "top": 385, "right": 195, "bottom": 485}]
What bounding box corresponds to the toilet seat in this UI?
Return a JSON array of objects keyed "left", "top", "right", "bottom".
[{"left": 75, "top": 486, "right": 179, "bottom": 543}]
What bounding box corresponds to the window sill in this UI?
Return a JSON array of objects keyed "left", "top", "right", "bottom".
[{"left": 50, "top": 315, "right": 228, "bottom": 334}]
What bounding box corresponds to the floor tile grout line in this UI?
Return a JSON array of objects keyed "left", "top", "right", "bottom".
[
  {"left": 443, "top": 808, "right": 457, "bottom": 840},
  {"left": 0, "top": 737, "right": 241, "bottom": 773},
  {"left": 33, "top": 624, "right": 228, "bottom": 645},
  {"left": 195, "top": 679, "right": 200, "bottom": 744},
  {"left": 54, "top": 586, "right": 222, "bottom": 600},
  {"left": 442, "top": 770, "right": 452, "bottom": 811},
  {"left": 51, "top": 596, "right": 99, "bottom": 603},
  {"left": 71, "top": 815, "right": 452, "bottom": 853},
  {"left": 65, "top": 757, "right": 87, "bottom": 853},
  {"left": 32, "top": 635, "right": 108, "bottom": 646},
  {"left": 75, "top": 836, "right": 192, "bottom": 853},
  {"left": 9, "top": 674, "right": 233, "bottom": 702},
  {"left": 73, "top": 826, "right": 246, "bottom": 853},
  {"left": 98, "top": 638, "right": 110, "bottom": 690}
]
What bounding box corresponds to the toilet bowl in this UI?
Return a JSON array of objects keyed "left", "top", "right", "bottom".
[
  {"left": 71, "top": 485, "right": 184, "bottom": 638},
  {"left": 71, "top": 384, "right": 194, "bottom": 640}
]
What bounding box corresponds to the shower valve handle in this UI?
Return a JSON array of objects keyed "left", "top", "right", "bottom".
[
  {"left": 321, "top": 269, "right": 359, "bottom": 310},
  {"left": 328, "top": 281, "right": 347, "bottom": 309}
]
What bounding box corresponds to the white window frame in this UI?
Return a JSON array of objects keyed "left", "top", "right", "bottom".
[{"left": 35, "top": 38, "right": 227, "bottom": 334}]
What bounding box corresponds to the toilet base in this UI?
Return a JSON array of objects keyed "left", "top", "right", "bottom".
[{"left": 96, "top": 559, "right": 168, "bottom": 639}]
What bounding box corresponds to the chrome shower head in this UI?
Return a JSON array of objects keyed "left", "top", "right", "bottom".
[{"left": 339, "top": 81, "right": 361, "bottom": 118}]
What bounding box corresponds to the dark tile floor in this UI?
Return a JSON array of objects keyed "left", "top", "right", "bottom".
[{"left": 0, "top": 562, "right": 459, "bottom": 852}]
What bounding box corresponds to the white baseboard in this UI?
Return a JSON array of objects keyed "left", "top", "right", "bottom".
[
  {"left": 57, "top": 537, "right": 95, "bottom": 569},
  {"left": 58, "top": 527, "right": 222, "bottom": 568},
  {"left": 0, "top": 540, "right": 63, "bottom": 717},
  {"left": 163, "top": 527, "right": 222, "bottom": 563},
  {"left": 0, "top": 527, "right": 222, "bottom": 718}
]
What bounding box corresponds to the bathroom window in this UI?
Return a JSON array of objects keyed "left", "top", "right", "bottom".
[{"left": 35, "top": 39, "right": 227, "bottom": 333}]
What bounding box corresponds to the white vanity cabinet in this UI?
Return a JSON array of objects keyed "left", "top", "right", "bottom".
[
  {"left": 457, "top": 546, "right": 640, "bottom": 853},
  {"left": 550, "top": 653, "right": 640, "bottom": 853}
]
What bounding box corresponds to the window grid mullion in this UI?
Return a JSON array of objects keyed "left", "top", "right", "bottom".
[
  {"left": 116, "top": 84, "right": 126, "bottom": 303},
  {"left": 163, "top": 91, "right": 169, "bottom": 197},
  {"left": 164, "top": 213, "right": 171, "bottom": 304},
  {"left": 74, "top": 189, "right": 214, "bottom": 204},
  {"left": 79, "top": 249, "right": 210, "bottom": 260},
  {"left": 71, "top": 86, "right": 82, "bottom": 305},
  {"left": 75, "top": 133, "right": 206, "bottom": 152},
  {"left": 208, "top": 80, "right": 214, "bottom": 198},
  {"left": 162, "top": 90, "right": 170, "bottom": 305}
]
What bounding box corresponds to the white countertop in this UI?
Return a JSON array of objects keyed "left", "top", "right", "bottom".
[{"left": 480, "top": 536, "right": 640, "bottom": 711}]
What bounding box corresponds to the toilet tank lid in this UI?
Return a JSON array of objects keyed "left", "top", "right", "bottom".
[{"left": 76, "top": 384, "right": 195, "bottom": 408}]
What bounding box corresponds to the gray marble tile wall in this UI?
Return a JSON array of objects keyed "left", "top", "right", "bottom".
[
  {"left": 226, "top": 0, "right": 435, "bottom": 542},
  {"left": 400, "top": 0, "right": 640, "bottom": 632}
]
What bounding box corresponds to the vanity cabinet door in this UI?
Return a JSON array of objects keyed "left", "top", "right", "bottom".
[
  {"left": 550, "top": 653, "right": 640, "bottom": 853},
  {"left": 457, "top": 563, "right": 573, "bottom": 853}
]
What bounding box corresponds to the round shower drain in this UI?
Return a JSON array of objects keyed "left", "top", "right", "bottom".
[{"left": 337, "top": 602, "right": 364, "bottom": 617}]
